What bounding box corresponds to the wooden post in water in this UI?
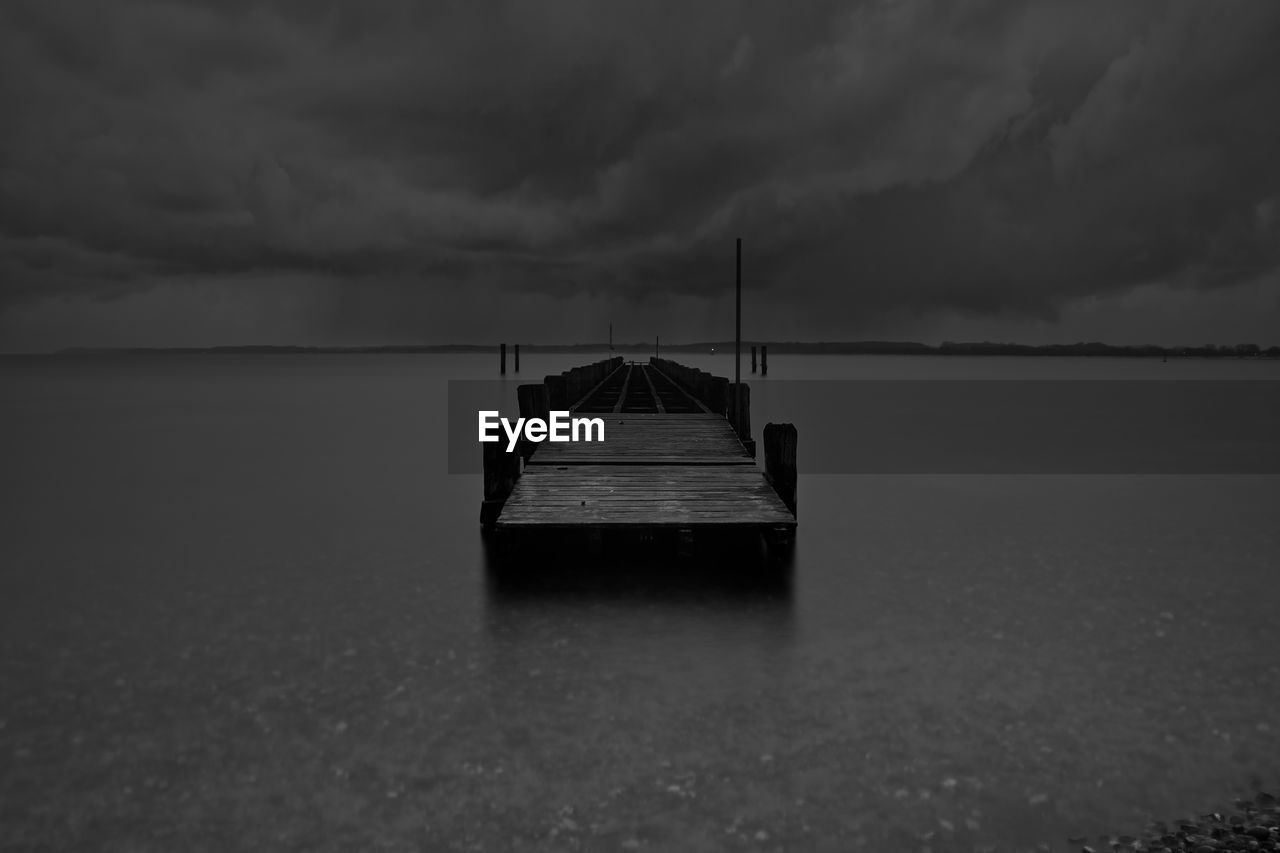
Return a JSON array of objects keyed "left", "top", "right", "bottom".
[
  {"left": 544, "top": 374, "right": 568, "bottom": 410},
  {"left": 763, "top": 422, "right": 797, "bottom": 516},
  {"left": 709, "top": 376, "right": 729, "bottom": 416},
  {"left": 728, "top": 382, "right": 754, "bottom": 458},
  {"left": 760, "top": 344, "right": 768, "bottom": 376},
  {"left": 500, "top": 343, "right": 507, "bottom": 375},
  {"left": 514, "top": 344, "right": 520, "bottom": 373},
  {"left": 676, "top": 528, "right": 695, "bottom": 560},
  {"left": 751, "top": 345, "right": 757, "bottom": 373},
  {"left": 481, "top": 441, "right": 521, "bottom": 528},
  {"left": 516, "top": 384, "right": 549, "bottom": 462}
]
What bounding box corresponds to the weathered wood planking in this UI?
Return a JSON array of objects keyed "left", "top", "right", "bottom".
[
  {"left": 527, "top": 413, "right": 753, "bottom": 466},
  {"left": 496, "top": 465, "right": 796, "bottom": 529},
  {"left": 486, "top": 359, "right": 796, "bottom": 544}
]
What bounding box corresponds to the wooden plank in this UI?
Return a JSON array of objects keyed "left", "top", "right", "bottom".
[
  {"left": 496, "top": 465, "right": 796, "bottom": 529},
  {"left": 645, "top": 364, "right": 712, "bottom": 414},
  {"left": 528, "top": 413, "right": 752, "bottom": 465},
  {"left": 568, "top": 360, "right": 626, "bottom": 411},
  {"left": 640, "top": 365, "right": 666, "bottom": 414},
  {"left": 611, "top": 364, "right": 633, "bottom": 414}
]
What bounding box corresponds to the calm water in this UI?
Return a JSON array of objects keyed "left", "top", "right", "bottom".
[{"left": 2, "top": 353, "right": 1279, "bottom": 851}]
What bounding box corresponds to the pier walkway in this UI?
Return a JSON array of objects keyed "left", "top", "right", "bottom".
[{"left": 481, "top": 358, "right": 797, "bottom": 554}]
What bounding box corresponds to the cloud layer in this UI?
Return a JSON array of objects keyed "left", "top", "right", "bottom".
[{"left": 2, "top": 0, "right": 1279, "bottom": 347}]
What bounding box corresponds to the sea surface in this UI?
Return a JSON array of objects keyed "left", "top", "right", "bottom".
[{"left": 2, "top": 353, "right": 1279, "bottom": 851}]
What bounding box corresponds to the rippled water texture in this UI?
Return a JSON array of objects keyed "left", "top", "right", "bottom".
[{"left": 2, "top": 353, "right": 1279, "bottom": 851}]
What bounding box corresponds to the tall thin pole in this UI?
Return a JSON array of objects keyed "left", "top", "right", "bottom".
[{"left": 735, "top": 237, "right": 742, "bottom": 432}]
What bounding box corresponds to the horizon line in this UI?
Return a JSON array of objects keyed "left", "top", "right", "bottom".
[{"left": 7, "top": 339, "right": 1277, "bottom": 358}]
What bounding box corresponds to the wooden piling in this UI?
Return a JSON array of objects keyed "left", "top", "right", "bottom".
[
  {"left": 751, "top": 345, "right": 757, "bottom": 373},
  {"left": 709, "top": 376, "right": 729, "bottom": 416},
  {"left": 514, "top": 344, "right": 520, "bottom": 373},
  {"left": 481, "top": 440, "right": 521, "bottom": 528},
  {"left": 763, "top": 422, "right": 796, "bottom": 516},
  {"left": 516, "top": 384, "right": 549, "bottom": 461},
  {"left": 677, "top": 528, "right": 695, "bottom": 560},
  {"left": 760, "top": 345, "right": 768, "bottom": 376},
  {"left": 544, "top": 373, "right": 568, "bottom": 410},
  {"left": 500, "top": 343, "right": 507, "bottom": 375},
  {"left": 728, "top": 382, "right": 754, "bottom": 458}
]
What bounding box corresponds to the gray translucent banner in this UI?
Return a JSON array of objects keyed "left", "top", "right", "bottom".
[{"left": 448, "top": 380, "right": 1280, "bottom": 474}]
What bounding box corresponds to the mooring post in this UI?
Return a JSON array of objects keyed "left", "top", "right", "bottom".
[
  {"left": 763, "top": 422, "right": 797, "bottom": 516},
  {"left": 709, "top": 376, "right": 729, "bottom": 416},
  {"left": 516, "top": 384, "right": 549, "bottom": 461},
  {"left": 500, "top": 343, "right": 507, "bottom": 375},
  {"left": 544, "top": 374, "right": 568, "bottom": 410},
  {"left": 729, "top": 382, "right": 754, "bottom": 457},
  {"left": 514, "top": 344, "right": 520, "bottom": 373},
  {"left": 761, "top": 344, "right": 768, "bottom": 376},
  {"left": 481, "top": 440, "right": 521, "bottom": 528},
  {"left": 751, "top": 345, "right": 757, "bottom": 373},
  {"left": 676, "top": 528, "right": 695, "bottom": 560},
  {"left": 566, "top": 366, "right": 583, "bottom": 407}
]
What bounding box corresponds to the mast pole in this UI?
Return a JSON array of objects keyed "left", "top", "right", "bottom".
[{"left": 735, "top": 238, "right": 742, "bottom": 432}]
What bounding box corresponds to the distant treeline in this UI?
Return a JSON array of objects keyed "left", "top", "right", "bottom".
[
  {"left": 918, "top": 341, "right": 1276, "bottom": 358},
  {"left": 53, "top": 341, "right": 1280, "bottom": 357}
]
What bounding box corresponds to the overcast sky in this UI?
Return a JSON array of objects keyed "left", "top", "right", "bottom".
[{"left": 2, "top": 0, "right": 1279, "bottom": 351}]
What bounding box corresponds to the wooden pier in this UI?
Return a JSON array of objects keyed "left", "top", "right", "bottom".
[{"left": 481, "top": 357, "right": 796, "bottom": 557}]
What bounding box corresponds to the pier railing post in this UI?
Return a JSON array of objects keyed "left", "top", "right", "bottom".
[
  {"left": 728, "top": 382, "right": 754, "bottom": 457},
  {"left": 763, "top": 422, "right": 797, "bottom": 516},
  {"left": 544, "top": 374, "right": 568, "bottom": 410},
  {"left": 565, "top": 366, "right": 582, "bottom": 406},
  {"left": 517, "top": 384, "right": 549, "bottom": 461},
  {"left": 544, "top": 357, "right": 622, "bottom": 412},
  {"left": 709, "top": 376, "right": 728, "bottom": 416},
  {"left": 481, "top": 440, "right": 520, "bottom": 528}
]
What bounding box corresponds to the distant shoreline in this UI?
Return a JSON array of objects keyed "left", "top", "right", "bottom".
[{"left": 24, "top": 341, "right": 1280, "bottom": 358}]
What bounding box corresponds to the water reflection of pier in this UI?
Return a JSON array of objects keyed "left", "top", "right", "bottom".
[{"left": 482, "top": 549, "right": 797, "bottom": 676}]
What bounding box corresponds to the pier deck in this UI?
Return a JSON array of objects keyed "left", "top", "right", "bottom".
[
  {"left": 526, "top": 413, "right": 754, "bottom": 466},
  {"left": 497, "top": 465, "right": 793, "bottom": 529},
  {"left": 484, "top": 360, "right": 796, "bottom": 547}
]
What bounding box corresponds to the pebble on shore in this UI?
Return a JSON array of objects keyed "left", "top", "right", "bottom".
[{"left": 1079, "top": 792, "right": 1279, "bottom": 852}]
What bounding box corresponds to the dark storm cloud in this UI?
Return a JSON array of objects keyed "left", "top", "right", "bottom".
[{"left": 1, "top": 0, "right": 1278, "bottom": 342}]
